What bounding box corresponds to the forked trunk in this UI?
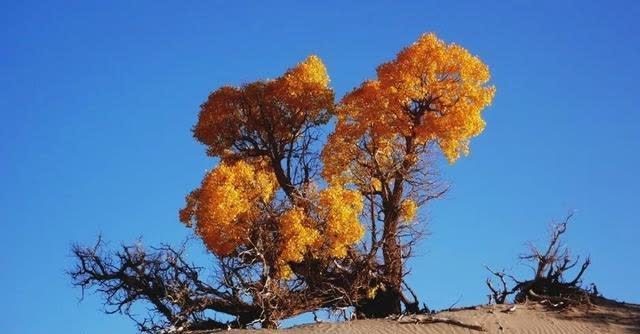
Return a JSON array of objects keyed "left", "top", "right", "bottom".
[{"left": 357, "top": 208, "right": 403, "bottom": 318}]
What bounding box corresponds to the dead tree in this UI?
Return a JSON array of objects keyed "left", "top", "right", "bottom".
[
  {"left": 485, "top": 212, "right": 595, "bottom": 306},
  {"left": 484, "top": 266, "right": 517, "bottom": 304},
  {"left": 69, "top": 237, "right": 264, "bottom": 332},
  {"left": 69, "top": 237, "right": 381, "bottom": 333}
]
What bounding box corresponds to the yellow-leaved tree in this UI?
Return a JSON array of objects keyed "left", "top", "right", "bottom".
[
  {"left": 179, "top": 56, "right": 367, "bottom": 327},
  {"left": 69, "top": 33, "right": 494, "bottom": 332},
  {"left": 182, "top": 33, "right": 494, "bottom": 323},
  {"left": 323, "top": 33, "right": 495, "bottom": 314}
]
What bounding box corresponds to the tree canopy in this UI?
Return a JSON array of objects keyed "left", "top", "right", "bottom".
[
  {"left": 71, "top": 32, "right": 496, "bottom": 332},
  {"left": 179, "top": 56, "right": 366, "bottom": 280}
]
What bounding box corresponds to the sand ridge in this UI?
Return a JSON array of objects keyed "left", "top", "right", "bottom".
[{"left": 210, "top": 301, "right": 640, "bottom": 334}]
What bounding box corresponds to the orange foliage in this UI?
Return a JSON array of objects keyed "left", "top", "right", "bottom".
[
  {"left": 182, "top": 56, "right": 366, "bottom": 279},
  {"left": 318, "top": 185, "right": 365, "bottom": 258},
  {"left": 193, "top": 55, "right": 334, "bottom": 158},
  {"left": 181, "top": 34, "right": 494, "bottom": 283},
  {"left": 277, "top": 206, "right": 320, "bottom": 278},
  {"left": 276, "top": 185, "right": 364, "bottom": 277},
  {"left": 181, "top": 169, "right": 365, "bottom": 277},
  {"left": 179, "top": 160, "right": 277, "bottom": 256},
  {"left": 400, "top": 199, "right": 418, "bottom": 222},
  {"left": 323, "top": 33, "right": 495, "bottom": 184}
]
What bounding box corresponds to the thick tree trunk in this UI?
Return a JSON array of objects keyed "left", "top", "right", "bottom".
[
  {"left": 262, "top": 318, "right": 277, "bottom": 329},
  {"left": 381, "top": 208, "right": 403, "bottom": 315},
  {"left": 356, "top": 206, "right": 403, "bottom": 318},
  {"left": 356, "top": 284, "right": 401, "bottom": 318}
]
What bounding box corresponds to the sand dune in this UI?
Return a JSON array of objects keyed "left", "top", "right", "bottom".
[{"left": 211, "top": 300, "right": 640, "bottom": 334}]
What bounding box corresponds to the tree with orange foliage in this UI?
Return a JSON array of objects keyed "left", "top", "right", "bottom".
[
  {"left": 182, "top": 55, "right": 367, "bottom": 277},
  {"left": 323, "top": 33, "right": 495, "bottom": 314},
  {"left": 70, "top": 33, "right": 494, "bottom": 332},
  {"left": 179, "top": 56, "right": 367, "bottom": 327}
]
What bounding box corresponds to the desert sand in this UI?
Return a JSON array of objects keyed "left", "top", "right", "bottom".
[{"left": 197, "top": 300, "right": 640, "bottom": 334}]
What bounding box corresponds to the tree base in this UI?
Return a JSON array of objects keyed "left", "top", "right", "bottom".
[{"left": 355, "top": 285, "right": 402, "bottom": 318}]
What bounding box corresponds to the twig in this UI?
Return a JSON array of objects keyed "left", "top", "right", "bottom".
[
  {"left": 399, "top": 316, "right": 486, "bottom": 332},
  {"left": 445, "top": 294, "right": 463, "bottom": 311}
]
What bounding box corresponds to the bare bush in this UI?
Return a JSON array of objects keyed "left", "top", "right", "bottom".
[
  {"left": 485, "top": 212, "right": 596, "bottom": 307},
  {"left": 69, "top": 237, "right": 389, "bottom": 332}
]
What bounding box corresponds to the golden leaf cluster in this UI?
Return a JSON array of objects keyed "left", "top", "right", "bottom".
[
  {"left": 179, "top": 160, "right": 277, "bottom": 256},
  {"left": 277, "top": 206, "right": 320, "bottom": 277},
  {"left": 193, "top": 55, "right": 334, "bottom": 158},
  {"left": 400, "top": 199, "right": 418, "bottom": 222},
  {"left": 323, "top": 33, "right": 495, "bottom": 184},
  {"left": 317, "top": 185, "right": 365, "bottom": 258}
]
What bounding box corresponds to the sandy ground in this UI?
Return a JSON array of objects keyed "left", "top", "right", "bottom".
[{"left": 205, "top": 300, "right": 640, "bottom": 334}]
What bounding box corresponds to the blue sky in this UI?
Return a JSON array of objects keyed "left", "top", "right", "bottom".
[{"left": 1, "top": 1, "right": 639, "bottom": 333}]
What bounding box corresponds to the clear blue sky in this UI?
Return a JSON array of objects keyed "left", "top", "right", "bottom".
[{"left": 1, "top": 1, "right": 639, "bottom": 333}]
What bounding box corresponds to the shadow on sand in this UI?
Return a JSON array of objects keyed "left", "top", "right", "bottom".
[{"left": 555, "top": 297, "right": 640, "bottom": 332}]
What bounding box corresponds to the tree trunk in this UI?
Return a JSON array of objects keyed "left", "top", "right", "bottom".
[
  {"left": 262, "top": 318, "right": 277, "bottom": 329},
  {"left": 356, "top": 284, "right": 402, "bottom": 318},
  {"left": 356, "top": 205, "right": 403, "bottom": 318},
  {"left": 381, "top": 208, "right": 403, "bottom": 315}
]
